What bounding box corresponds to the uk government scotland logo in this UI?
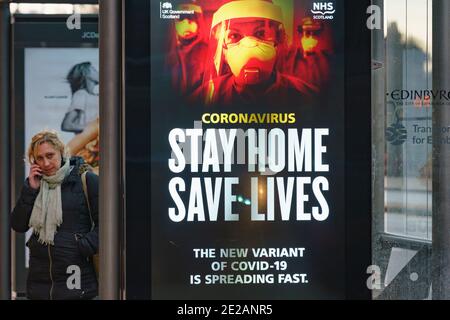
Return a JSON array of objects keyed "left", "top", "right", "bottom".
[{"left": 160, "top": 2, "right": 195, "bottom": 20}]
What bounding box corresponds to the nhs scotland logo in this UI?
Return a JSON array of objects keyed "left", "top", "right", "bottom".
[{"left": 311, "top": 2, "right": 335, "bottom": 20}]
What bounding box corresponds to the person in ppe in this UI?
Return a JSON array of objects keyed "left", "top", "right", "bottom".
[
  {"left": 195, "top": 0, "right": 317, "bottom": 108},
  {"left": 283, "top": 16, "right": 331, "bottom": 90},
  {"left": 166, "top": 1, "right": 209, "bottom": 96}
]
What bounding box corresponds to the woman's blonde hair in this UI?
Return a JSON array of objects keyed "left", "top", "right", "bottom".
[{"left": 27, "top": 130, "right": 68, "bottom": 164}]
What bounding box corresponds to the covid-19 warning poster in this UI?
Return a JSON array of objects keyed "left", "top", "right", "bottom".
[{"left": 151, "top": 0, "right": 345, "bottom": 299}]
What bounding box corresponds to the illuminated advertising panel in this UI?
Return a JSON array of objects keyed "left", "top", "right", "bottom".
[{"left": 151, "top": 0, "right": 349, "bottom": 299}]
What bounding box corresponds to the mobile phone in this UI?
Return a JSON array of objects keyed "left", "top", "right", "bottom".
[{"left": 32, "top": 162, "right": 43, "bottom": 178}]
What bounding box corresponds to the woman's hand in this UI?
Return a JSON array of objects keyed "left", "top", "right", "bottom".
[{"left": 28, "top": 164, "right": 42, "bottom": 189}]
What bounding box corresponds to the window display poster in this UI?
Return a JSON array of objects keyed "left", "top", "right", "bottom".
[{"left": 24, "top": 47, "right": 99, "bottom": 266}]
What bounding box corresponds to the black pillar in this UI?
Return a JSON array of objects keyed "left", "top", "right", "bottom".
[
  {"left": 99, "top": 0, "right": 122, "bottom": 300},
  {"left": 432, "top": 0, "right": 450, "bottom": 300},
  {"left": 0, "top": 0, "right": 10, "bottom": 301}
]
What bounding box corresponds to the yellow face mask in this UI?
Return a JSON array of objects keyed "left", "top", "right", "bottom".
[
  {"left": 225, "top": 36, "right": 276, "bottom": 85},
  {"left": 301, "top": 35, "right": 319, "bottom": 53},
  {"left": 175, "top": 19, "right": 198, "bottom": 39}
]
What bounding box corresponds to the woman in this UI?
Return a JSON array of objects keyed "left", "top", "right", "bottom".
[
  {"left": 11, "top": 130, "right": 98, "bottom": 300},
  {"left": 61, "top": 62, "right": 99, "bottom": 134}
]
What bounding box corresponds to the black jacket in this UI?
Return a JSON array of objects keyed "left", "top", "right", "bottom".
[{"left": 11, "top": 157, "right": 99, "bottom": 300}]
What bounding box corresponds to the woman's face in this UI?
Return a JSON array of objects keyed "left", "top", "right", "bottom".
[
  {"left": 34, "top": 142, "right": 62, "bottom": 176},
  {"left": 87, "top": 66, "right": 99, "bottom": 84},
  {"left": 223, "top": 19, "right": 278, "bottom": 85}
]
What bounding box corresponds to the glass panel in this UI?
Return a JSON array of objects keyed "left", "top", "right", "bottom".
[
  {"left": 384, "top": 0, "right": 432, "bottom": 240},
  {"left": 372, "top": 0, "right": 435, "bottom": 300},
  {"left": 11, "top": 5, "right": 99, "bottom": 299}
]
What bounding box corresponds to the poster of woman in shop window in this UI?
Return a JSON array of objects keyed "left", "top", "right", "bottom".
[{"left": 24, "top": 48, "right": 100, "bottom": 175}]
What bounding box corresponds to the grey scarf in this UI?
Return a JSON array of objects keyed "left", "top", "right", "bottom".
[{"left": 29, "top": 159, "right": 71, "bottom": 245}]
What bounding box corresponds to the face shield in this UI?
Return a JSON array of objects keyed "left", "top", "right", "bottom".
[{"left": 204, "top": 1, "right": 286, "bottom": 89}]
